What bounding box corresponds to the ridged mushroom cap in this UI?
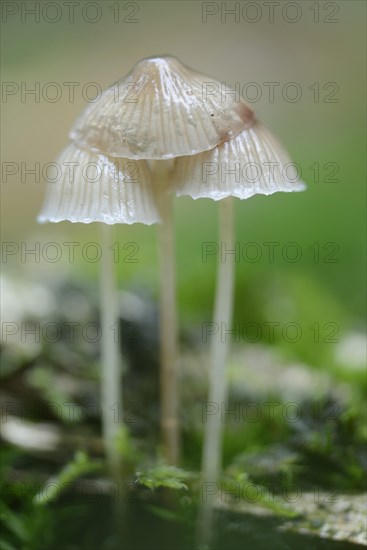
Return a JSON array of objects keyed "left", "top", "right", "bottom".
[
  {"left": 38, "top": 143, "right": 159, "bottom": 225},
  {"left": 175, "top": 122, "right": 306, "bottom": 200},
  {"left": 70, "top": 56, "right": 254, "bottom": 160}
]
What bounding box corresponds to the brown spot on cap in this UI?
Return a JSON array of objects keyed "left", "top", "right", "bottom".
[
  {"left": 238, "top": 102, "right": 255, "bottom": 128},
  {"left": 218, "top": 104, "right": 255, "bottom": 145},
  {"left": 219, "top": 130, "right": 231, "bottom": 143}
]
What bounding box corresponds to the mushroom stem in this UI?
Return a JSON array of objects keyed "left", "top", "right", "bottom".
[
  {"left": 199, "top": 196, "right": 235, "bottom": 544},
  {"left": 155, "top": 161, "right": 179, "bottom": 465},
  {"left": 100, "top": 223, "right": 122, "bottom": 475}
]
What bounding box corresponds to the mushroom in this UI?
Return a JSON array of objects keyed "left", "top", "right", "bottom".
[
  {"left": 37, "top": 53, "right": 306, "bottom": 545},
  {"left": 67, "top": 55, "right": 252, "bottom": 465},
  {"left": 38, "top": 142, "right": 159, "bottom": 474},
  {"left": 175, "top": 120, "right": 306, "bottom": 542},
  {"left": 69, "top": 56, "right": 251, "bottom": 160}
]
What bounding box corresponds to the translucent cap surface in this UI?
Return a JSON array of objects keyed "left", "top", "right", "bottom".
[
  {"left": 175, "top": 122, "right": 306, "bottom": 200},
  {"left": 70, "top": 56, "right": 254, "bottom": 160},
  {"left": 38, "top": 143, "right": 160, "bottom": 225}
]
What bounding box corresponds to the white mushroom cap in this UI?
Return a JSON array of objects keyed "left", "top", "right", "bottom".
[
  {"left": 175, "top": 122, "right": 306, "bottom": 200},
  {"left": 69, "top": 56, "right": 254, "bottom": 160},
  {"left": 38, "top": 143, "right": 159, "bottom": 225}
]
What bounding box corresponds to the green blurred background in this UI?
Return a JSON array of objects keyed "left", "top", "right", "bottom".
[{"left": 1, "top": 0, "right": 366, "bottom": 369}]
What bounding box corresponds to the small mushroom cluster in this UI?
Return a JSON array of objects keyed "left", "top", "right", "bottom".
[{"left": 38, "top": 57, "right": 305, "bottom": 487}]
